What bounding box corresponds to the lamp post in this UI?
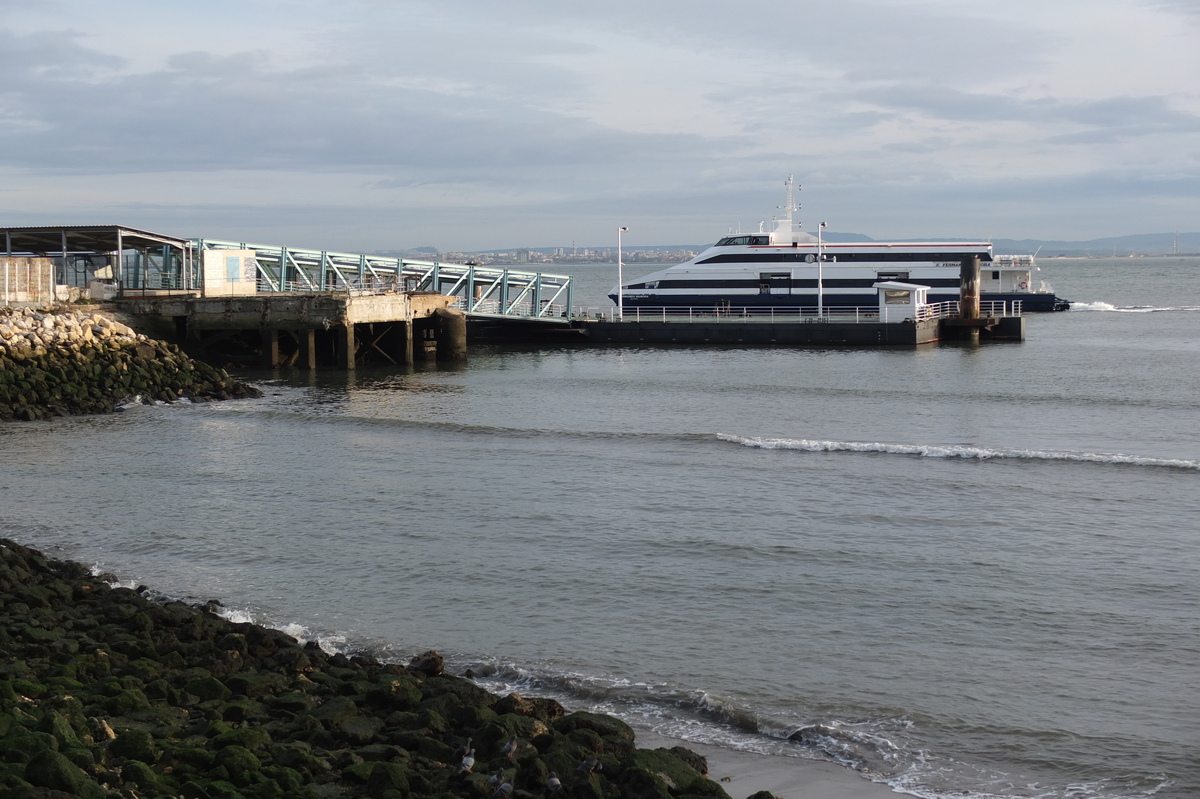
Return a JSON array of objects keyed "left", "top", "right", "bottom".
[
  {"left": 817, "top": 221, "right": 827, "bottom": 317},
  {"left": 618, "top": 226, "right": 628, "bottom": 319}
]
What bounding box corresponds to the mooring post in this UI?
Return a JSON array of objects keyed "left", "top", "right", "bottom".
[{"left": 960, "top": 255, "right": 981, "bottom": 343}]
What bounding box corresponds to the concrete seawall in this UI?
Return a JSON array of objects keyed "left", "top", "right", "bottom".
[{"left": 0, "top": 305, "right": 260, "bottom": 421}]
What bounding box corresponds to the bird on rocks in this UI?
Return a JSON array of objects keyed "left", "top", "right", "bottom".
[
  {"left": 486, "top": 768, "right": 506, "bottom": 789},
  {"left": 492, "top": 778, "right": 514, "bottom": 798},
  {"left": 452, "top": 737, "right": 473, "bottom": 761},
  {"left": 547, "top": 772, "right": 564, "bottom": 794},
  {"left": 458, "top": 748, "right": 476, "bottom": 774},
  {"left": 575, "top": 757, "right": 602, "bottom": 775},
  {"left": 500, "top": 735, "right": 519, "bottom": 760}
]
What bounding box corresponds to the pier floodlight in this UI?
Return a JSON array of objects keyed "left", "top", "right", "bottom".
[{"left": 618, "top": 227, "right": 629, "bottom": 320}]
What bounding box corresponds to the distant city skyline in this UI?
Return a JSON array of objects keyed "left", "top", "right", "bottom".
[
  {"left": 1, "top": 1, "right": 1197, "bottom": 252},
  {"left": 386, "top": 231, "right": 1200, "bottom": 263}
]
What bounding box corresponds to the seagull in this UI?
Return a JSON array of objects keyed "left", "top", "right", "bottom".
[
  {"left": 458, "top": 748, "right": 475, "bottom": 774},
  {"left": 500, "top": 735, "right": 518, "bottom": 760},
  {"left": 575, "top": 757, "right": 601, "bottom": 775},
  {"left": 547, "top": 772, "right": 564, "bottom": 794}
]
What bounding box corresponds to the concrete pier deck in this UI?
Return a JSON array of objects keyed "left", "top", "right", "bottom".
[{"left": 116, "top": 291, "right": 465, "bottom": 368}]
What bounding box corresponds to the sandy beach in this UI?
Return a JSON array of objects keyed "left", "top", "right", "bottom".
[{"left": 636, "top": 731, "right": 900, "bottom": 799}]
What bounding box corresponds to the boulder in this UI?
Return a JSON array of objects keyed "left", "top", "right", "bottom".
[
  {"left": 407, "top": 650, "right": 444, "bottom": 676},
  {"left": 23, "top": 750, "right": 107, "bottom": 799},
  {"left": 110, "top": 728, "right": 160, "bottom": 764}
]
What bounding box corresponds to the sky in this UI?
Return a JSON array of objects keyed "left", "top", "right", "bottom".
[{"left": 1, "top": 0, "right": 1198, "bottom": 252}]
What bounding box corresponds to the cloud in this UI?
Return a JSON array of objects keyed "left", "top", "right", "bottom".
[
  {"left": 848, "top": 83, "right": 1200, "bottom": 133},
  {"left": 1, "top": 0, "right": 1197, "bottom": 248}
]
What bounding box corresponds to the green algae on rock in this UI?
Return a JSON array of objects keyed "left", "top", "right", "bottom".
[{"left": 0, "top": 539, "right": 753, "bottom": 799}]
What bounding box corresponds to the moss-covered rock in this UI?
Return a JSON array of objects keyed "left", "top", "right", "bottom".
[
  {"left": 23, "top": 749, "right": 108, "bottom": 799},
  {"left": 111, "top": 728, "right": 161, "bottom": 763},
  {"left": 0, "top": 538, "right": 758, "bottom": 799},
  {"left": 33, "top": 710, "right": 81, "bottom": 749},
  {"left": 556, "top": 711, "right": 637, "bottom": 742},
  {"left": 619, "top": 749, "right": 731, "bottom": 799},
  {"left": 187, "top": 674, "right": 233, "bottom": 703},
  {"left": 214, "top": 743, "right": 262, "bottom": 784},
  {"left": 212, "top": 726, "right": 272, "bottom": 753},
  {"left": 122, "top": 759, "right": 174, "bottom": 793}
]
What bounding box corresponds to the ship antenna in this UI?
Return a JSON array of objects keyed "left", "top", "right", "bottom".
[{"left": 778, "top": 175, "right": 801, "bottom": 241}]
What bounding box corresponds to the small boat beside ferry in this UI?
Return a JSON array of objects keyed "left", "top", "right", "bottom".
[
  {"left": 980, "top": 253, "right": 1070, "bottom": 312},
  {"left": 611, "top": 179, "right": 1070, "bottom": 313}
]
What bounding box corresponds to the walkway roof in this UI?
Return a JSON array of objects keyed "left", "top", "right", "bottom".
[{"left": 2, "top": 225, "right": 190, "bottom": 256}]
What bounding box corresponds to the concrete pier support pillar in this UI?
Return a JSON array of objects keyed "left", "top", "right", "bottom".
[
  {"left": 960, "top": 255, "right": 981, "bottom": 344},
  {"left": 336, "top": 324, "right": 357, "bottom": 370},
  {"left": 402, "top": 320, "right": 414, "bottom": 366},
  {"left": 261, "top": 329, "right": 281, "bottom": 368},
  {"left": 433, "top": 307, "right": 468, "bottom": 362},
  {"left": 299, "top": 329, "right": 317, "bottom": 369}
]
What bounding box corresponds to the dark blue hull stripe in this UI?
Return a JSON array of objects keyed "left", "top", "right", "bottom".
[
  {"left": 612, "top": 293, "right": 959, "bottom": 307},
  {"left": 695, "top": 252, "right": 991, "bottom": 265},
  {"left": 628, "top": 278, "right": 961, "bottom": 290}
]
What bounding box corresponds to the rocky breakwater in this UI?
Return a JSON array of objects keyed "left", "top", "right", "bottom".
[
  {"left": 0, "top": 306, "right": 260, "bottom": 421},
  {"left": 0, "top": 539, "right": 758, "bottom": 799}
]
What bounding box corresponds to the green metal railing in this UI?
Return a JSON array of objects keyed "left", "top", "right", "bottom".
[{"left": 193, "top": 239, "right": 573, "bottom": 319}]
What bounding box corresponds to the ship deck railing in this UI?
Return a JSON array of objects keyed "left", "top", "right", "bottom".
[{"left": 569, "top": 301, "right": 1018, "bottom": 323}]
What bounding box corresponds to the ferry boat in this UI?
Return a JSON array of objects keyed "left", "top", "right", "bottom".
[{"left": 611, "top": 179, "right": 1070, "bottom": 313}]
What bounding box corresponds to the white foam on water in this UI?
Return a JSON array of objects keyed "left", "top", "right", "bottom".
[
  {"left": 717, "top": 434, "right": 1200, "bottom": 471},
  {"left": 278, "top": 622, "right": 310, "bottom": 642},
  {"left": 216, "top": 607, "right": 256, "bottom": 624},
  {"left": 1070, "top": 301, "right": 1200, "bottom": 313}
]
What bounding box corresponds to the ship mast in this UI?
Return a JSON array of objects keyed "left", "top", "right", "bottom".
[{"left": 779, "top": 175, "right": 801, "bottom": 244}]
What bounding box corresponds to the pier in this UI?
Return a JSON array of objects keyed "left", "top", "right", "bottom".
[
  {"left": 2, "top": 225, "right": 572, "bottom": 367},
  {"left": 4, "top": 226, "right": 1024, "bottom": 365}
]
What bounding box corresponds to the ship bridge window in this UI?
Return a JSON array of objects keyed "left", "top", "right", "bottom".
[
  {"left": 884, "top": 289, "right": 912, "bottom": 304},
  {"left": 715, "top": 235, "right": 770, "bottom": 246}
]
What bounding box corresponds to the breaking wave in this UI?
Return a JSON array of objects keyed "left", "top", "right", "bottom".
[{"left": 717, "top": 434, "right": 1200, "bottom": 470}]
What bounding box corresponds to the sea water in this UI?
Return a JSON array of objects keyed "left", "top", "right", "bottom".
[{"left": 2, "top": 256, "right": 1197, "bottom": 799}]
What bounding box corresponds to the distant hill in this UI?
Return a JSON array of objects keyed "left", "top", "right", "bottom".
[
  {"left": 852, "top": 232, "right": 1198, "bottom": 256},
  {"left": 990, "top": 233, "right": 1200, "bottom": 257}
]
